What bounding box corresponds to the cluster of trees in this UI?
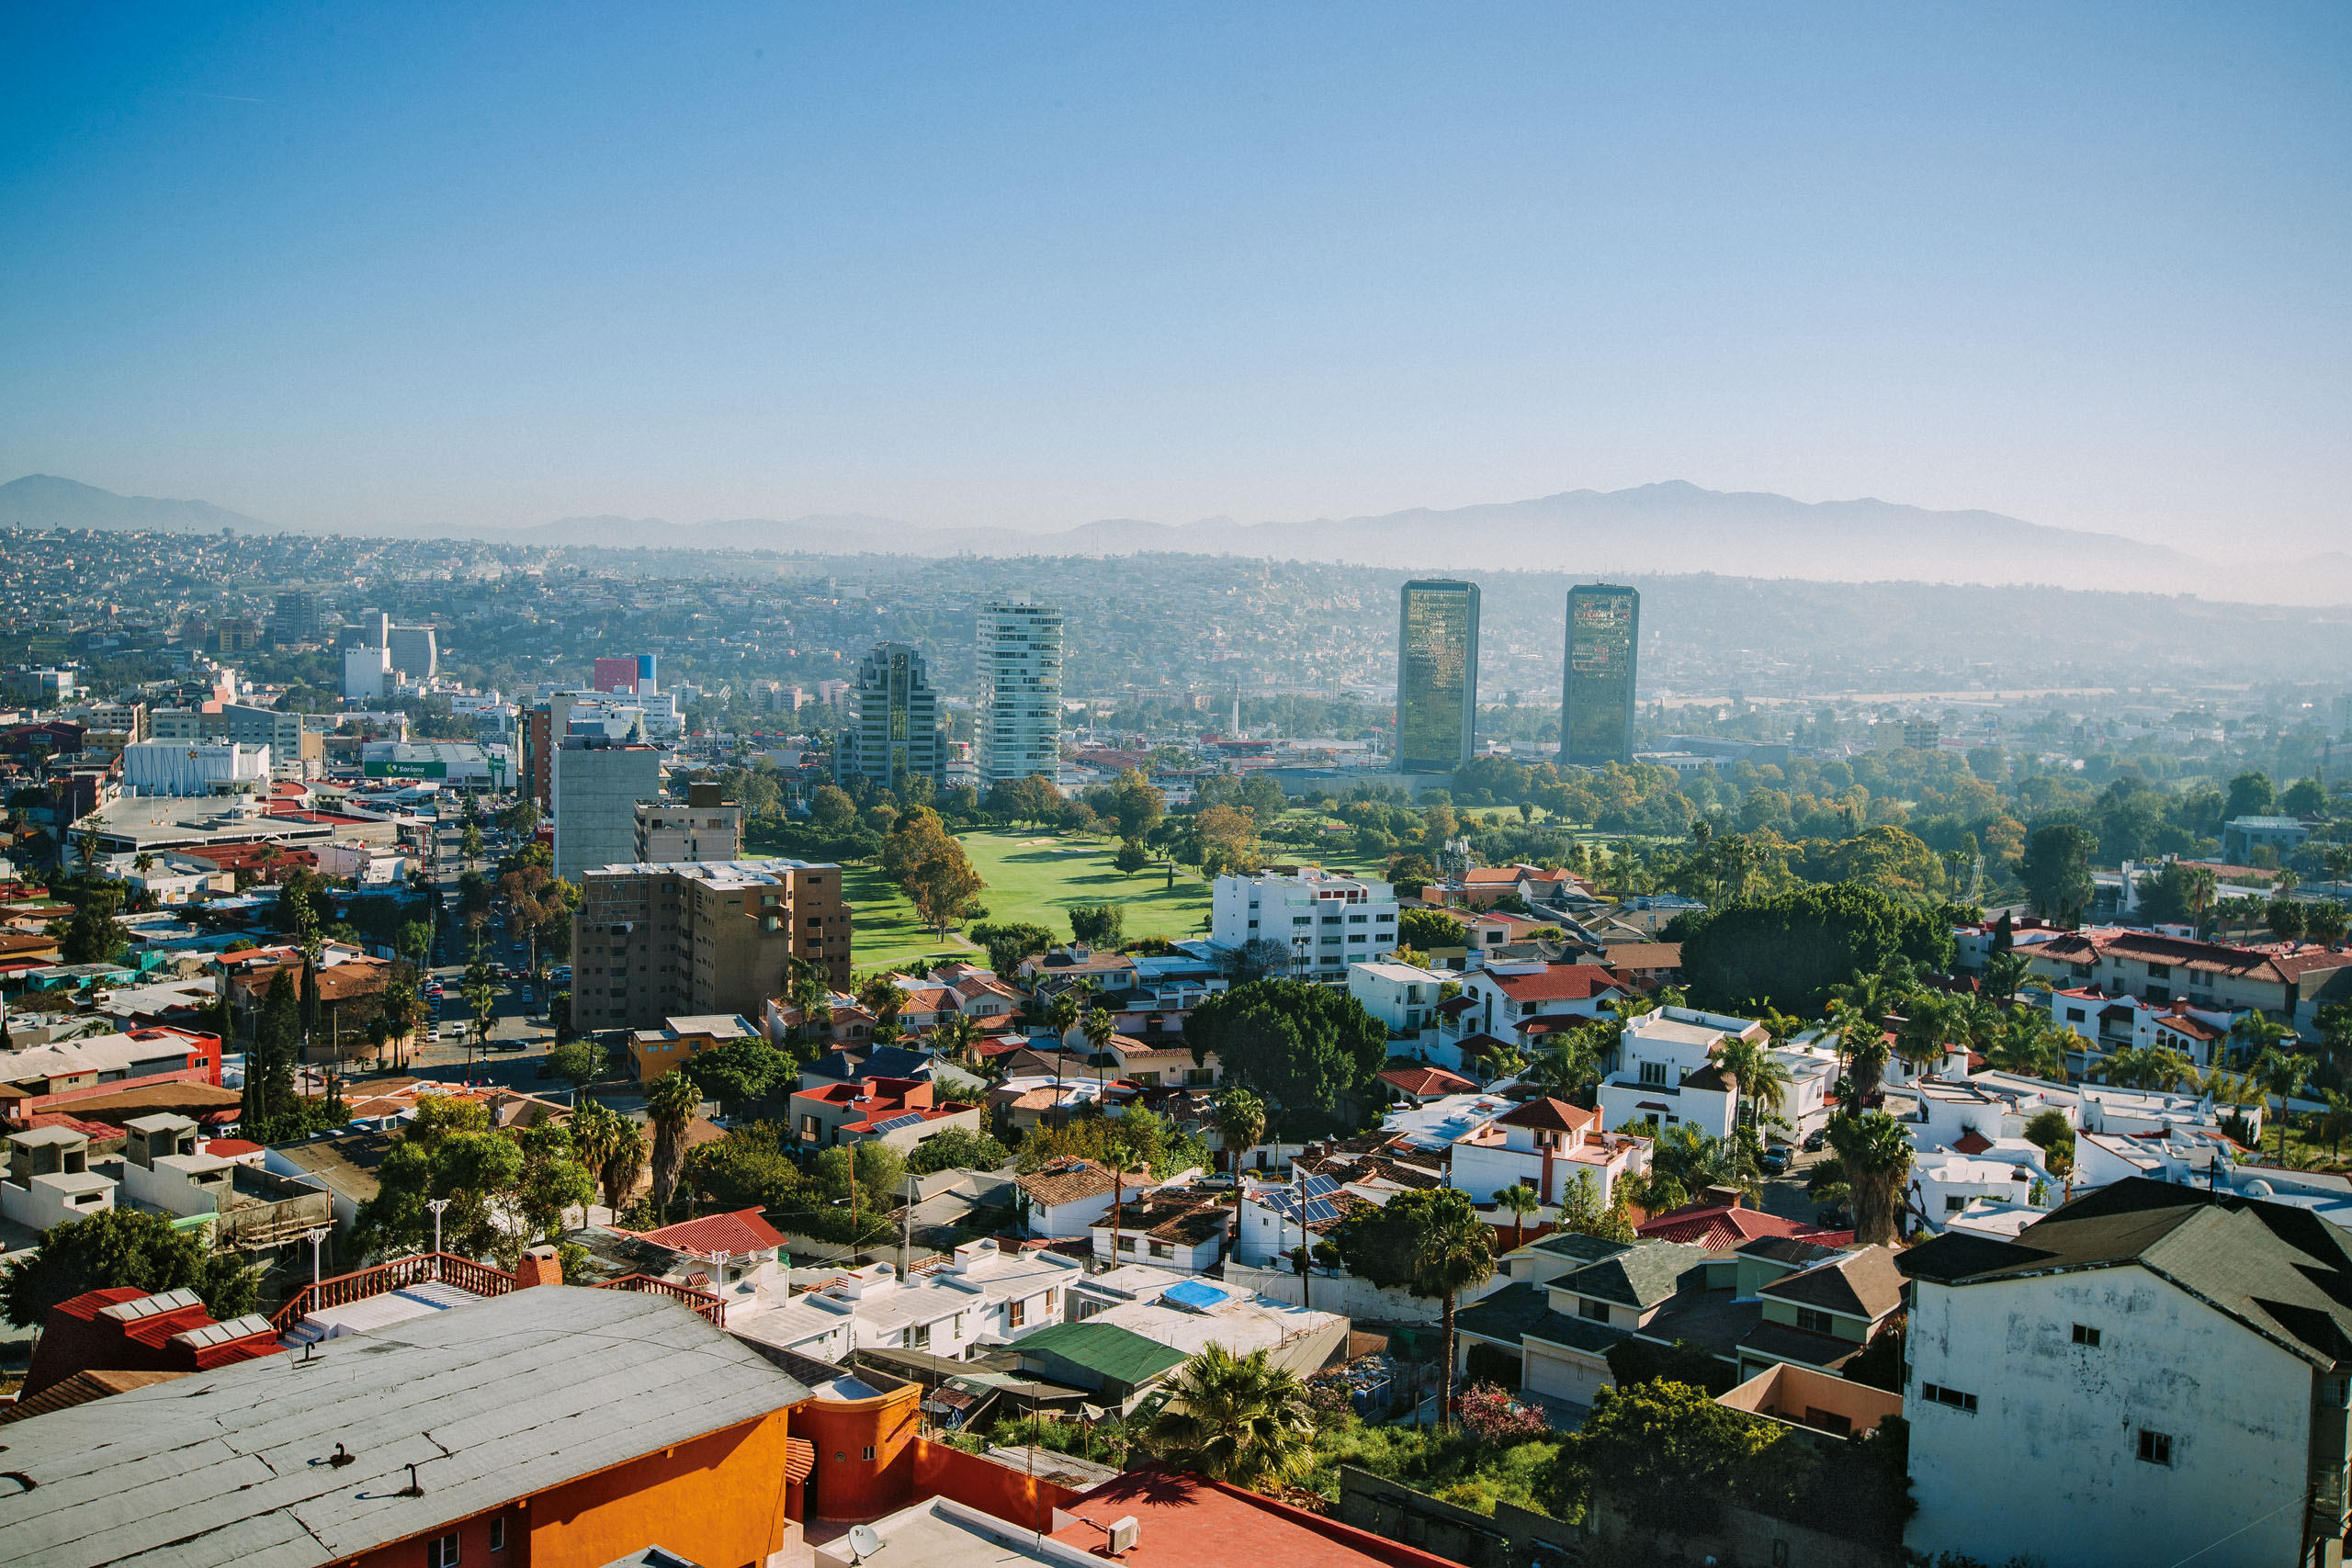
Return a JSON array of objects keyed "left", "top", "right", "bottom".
[
  {"left": 2, "top": 1207, "right": 262, "bottom": 1330},
  {"left": 1183, "top": 979, "right": 1388, "bottom": 1133},
  {"left": 1665, "top": 882, "right": 1960, "bottom": 1014},
  {"left": 879, "top": 806, "right": 985, "bottom": 933}
]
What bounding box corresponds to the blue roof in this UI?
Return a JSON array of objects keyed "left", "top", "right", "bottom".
[{"left": 1163, "top": 1279, "right": 1231, "bottom": 1312}]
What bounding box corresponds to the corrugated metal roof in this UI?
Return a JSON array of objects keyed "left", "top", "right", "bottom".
[
  {"left": 1012, "top": 1322, "right": 1190, "bottom": 1384},
  {"left": 0, "top": 1286, "right": 814, "bottom": 1568}
]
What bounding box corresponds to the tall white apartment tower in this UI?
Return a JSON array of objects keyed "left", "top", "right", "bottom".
[{"left": 976, "top": 601, "right": 1064, "bottom": 787}]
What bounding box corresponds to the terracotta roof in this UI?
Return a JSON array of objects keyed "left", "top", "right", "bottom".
[
  {"left": 199, "top": 1138, "right": 263, "bottom": 1157},
  {"left": 1602, "top": 942, "right": 1683, "bottom": 972},
  {"left": 633, "top": 1206, "right": 786, "bottom": 1258},
  {"left": 1436, "top": 995, "right": 1478, "bottom": 1018},
  {"left": 1378, "top": 1064, "right": 1479, "bottom": 1098},
  {"left": 1636, "top": 1201, "right": 1843, "bottom": 1250},
  {"left": 1951, "top": 1129, "right": 1994, "bottom": 1156},
  {"left": 1016, "top": 1157, "right": 1120, "bottom": 1206},
  {"left": 1494, "top": 1097, "right": 1600, "bottom": 1134},
  {"left": 1485, "top": 964, "right": 1629, "bottom": 1004},
  {"left": 2035, "top": 929, "right": 2352, "bottom": 986}
]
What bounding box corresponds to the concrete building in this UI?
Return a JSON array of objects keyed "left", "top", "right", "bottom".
[
  {"left": 386, "top": 623, "right": 437, "bottom": 682},
  {"left": 572, "top": 859, "right": 851, "bottom": 1033},
  {"left": 149, "top": 704, "right": 316, "bottom": 771},
  {"left": 1347, "top": 959, "right": 1455, "bottom": 1062},
  {"left": 2222, "top": 813, "right": 2313, "bottom": 865},
  {"left": 1900, "top": 1179, "right": 2352, "bottom": 1568},
  {"left": 1561, "top": 583, "right": 1639, "bottom": 767},
  {"left": 634, "top": 781, "right": 741, "bottom": 862},
  {"left": 977, "top": 602, "right": 1063, "bottom": 787},
  {"left": 2022, "top": 925, "right": 2352, "bottom": 1043},
  {"left": 1395, "top": 580, "right": 1480, "bottom": 774},
  {"left": 341, "top": 642, "right": 389, "bottom": 700},
  {"left": 1209, "top": 866, "right": 1399, "bottom": 982},
  {"left": 1447, "top": 1096, "right": 1650, "bottom": 1210},
  {"left": 837, "top": 641, "right": 946, "bottom": 792},
  {"left": 551, "top": 735, "right": 664, "bottom": 883},
  {"left": 267, "top": 589, "right": 328, "bottom": 647},
  {"left": 119, "top": 740, "right": 271, "bottom": 796}
]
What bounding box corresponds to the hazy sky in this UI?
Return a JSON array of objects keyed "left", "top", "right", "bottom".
[{"left": 4, "top": 4, "right": 2348, "bottom": 553}]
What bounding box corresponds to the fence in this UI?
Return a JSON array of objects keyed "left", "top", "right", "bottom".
[{"left": 270, "top": 1250, "right": 723, "bottom": 1331}]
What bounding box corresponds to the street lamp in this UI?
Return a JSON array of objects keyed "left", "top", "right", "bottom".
[
  {"left": 304, "top": 1226, "right": 330, "bottom": 1293},
  {"left": 426, "top": 1198, "right": 451, "bottom": 1260}
]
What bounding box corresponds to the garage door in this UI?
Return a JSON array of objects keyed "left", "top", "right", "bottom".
[{"left": 1523, "top": 1337, "right": 1611, "bottom": 1408}]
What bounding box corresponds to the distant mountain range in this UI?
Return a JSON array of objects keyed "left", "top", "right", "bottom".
[{"left": 6, "top": 472, "right": 2345, "bottom": 605}]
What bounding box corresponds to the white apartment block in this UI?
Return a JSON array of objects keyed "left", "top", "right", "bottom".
[
  {"left": 976, "top": 602, "right": 1063, "bottom": 786},
  {"left": 1212, "top": 867, "right": 1399, "bottom": 982},
  {"left": 1347, "top": 960, "right": 1452, "bottom": 1054}
]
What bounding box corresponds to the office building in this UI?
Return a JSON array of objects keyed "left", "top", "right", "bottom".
[
  {"left": 593, "top": 653, "right": 658, "bottom": 694},
  {"left": 1396, "top": 580, "right": 1479, "bottom": 774},
  {"left": 551, "top": 736, "right": 664, "bottom": 883},
  {"left": 836, "top": 641, "right": 945, "bottom": 792},
  {"left": 211, "top": 617, "right": 261, "bottom": 655},
  {"left": 150, "top": 704, "right": 321, "bottom": 773},
  {"left": 266, "top": 589, "right": 327, "bottom": 648},
  {"left": 571, "top": 858, "right": 851, "bottom": 1032},
  {"left": 387, "top": 624, "right": 437, "bottom": 682},
  {"left": 120, "top": 742, "right": 272, "bottom": 796},
  {"left": 635, "top": 782, "right": 742, "bottom": 862},
  {"left": 1210, "top": 866, "right": 1399, "bottom": 982},
  {"left": 977, "top": 602, "right": 1063, "bottom": 787},
  {"left": 342, "top": 643, "right": 389, "bottom": 701},
  {"left": 1561, "top": 583, "right": 1639, "bottom": 767}
]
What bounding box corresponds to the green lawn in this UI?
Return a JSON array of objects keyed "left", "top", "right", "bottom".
[{"left": 847, "top": 827, "right": 1214, "bottom": 972}]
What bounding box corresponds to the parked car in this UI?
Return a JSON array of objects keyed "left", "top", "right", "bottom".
[
  {"left": 488, "top": 1039, "right": 528, "bottom": 1053},
  {"left": 1760, "top": 1147, "right": 1791, "bottom": 1175},
  {"left": 1802, "top": 1129, "right": 1827, "bottom": 1154}
]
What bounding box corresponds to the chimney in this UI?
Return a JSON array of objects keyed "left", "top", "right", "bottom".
[
  {"left": 1702, "top": 1184, "right": 1744, "bottom": 1210},
  {"left": 514, "top": 1245, "right": 564, "bottom": 1288}
]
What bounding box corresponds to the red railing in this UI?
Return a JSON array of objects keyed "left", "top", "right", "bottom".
[
  {"left": 596, "top": 1273, "right": 726, "bottom": 1326},
  {"left": 272, "top": 1252, "right": 724, "bottom": 1332}
]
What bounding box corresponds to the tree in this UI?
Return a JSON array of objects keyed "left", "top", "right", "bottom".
[
  {"left": 809, "top": 784, "right": 857, "bottom": 832},
  {"left": 1214, "top": 1086, "right": 1268, "bottom": 1247},
  {"left": 2022, "top": 1107, "right": 2075, "bottom": 1173},
  {"left": 2225, "top": 770, "right": 2277, "bottom": 822},
  {"left": 2103, "top": 1044, "right": 2195, "bottom": 1091},
  {"left": 1069, "top": 902, "right": 1125, "bottom": 948},
  {"left": 1113, "top": 840, "right": 1151, "bottom": 876},
  {"left": 243, "top": 968, "right": 302, "bottom": 1138},
  {"left": 1984, "top": 1006, "right": 2068, "bottom": 1079},
  {"left": 1523, "top": 1025, "right": 1608, "bottom": 1105},
  {"left": 510, "top": 1122, "right": 596, "bottom": 1244},
  {"left": 1714, "top": 1033, "right": 1792, "bottom": 1136},
  {"left": 1826, "top": 1111, "right": 1914, "bottom": 1247},
  {"left": 1493, "top": 1183, "right": 1540, "bottom": 1251},
  {"left": 1099, "top": 769, "right": 1166, "bottom": 842},
  {"left": 1217, "top": 936, "right": 1293, "bottom": 983},
  {"left": 646, "top": 1070, "right": 703, "bottom": 1220},
  {"left": 1193, "top": 804, "right": 1259, "bottom": 876},
  {"left": 2267, "top": 898, "right": 2308, "bottom": 941},
  {"left": 351, "top": 1095, "right": 527, "bottom": 1259},
  {"left": 1555, "top": 1380, "right": 1788, "bottom": 1531},
  {"left": 3, "top": 1208, "right": 260, "bottom": 1329},
  {"left": 2015, "top": 823, "right": 2098, "bottom": 921},
  {"left": 970, "top": 920, "right": 1055, "bottom": 977},
  {"left": 1980, "top": 949, "right": 2033, "bottom": 1005},
  {"left": 682, "top": 1122, "right": 805, "bottom": 1212},
  {"left": 682, "top": 1036, "right": 792, "bottom": 1114},
  {"left": 2252, "top": 1046, "right": 2314, "bottom": 1167},
  {"left": 1186, "top": 979, "right": 1386, "bottom": 1117},
  {"left": 1336, "top": 1187, "right": 1493, "bottom": 1427},
  {"left": 2307, "top": 901, "right": 2349, "bottom": 946},
  {"left": 546, "top": 1036, "right": 609, "bottom": 1089},
  {"left": 1669, "top": 884, "right": 1953, "bottom": 1013},
  {"left": 1555, "top": 1168, "right": 1637, "bottom": 1243},
  {"left": 571, "top": 1099, "right": 649, "bottom": 1214},
  {"left": 1146, "top": 1344, "right": 1316, "bottom": 1488},
  {"left": 1397, "top": 907, "right": 1464, "bottom": 953},
  {"left": 57, "top": 885, "right": 131, "bottom": 965},
  {"left": 905, "top": 1125, "right": 1012, "bottom": 1174}
]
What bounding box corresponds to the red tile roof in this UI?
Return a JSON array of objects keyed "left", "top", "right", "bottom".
[
  {"left": 1486, "top": 964, "right": 1630, "bottom": 1004},
  {"left": 1050, "top": 1467, "right": 1456, "bottom": 1568},
  {"left": 1635, "top": 1201, "right": 1846, "bottom": 1250},
  {"left": 633, "top": 1206, "right": 786, "bottom": 1257},
  {"left": 1495, "top": 1097, "right": 1600, "bottom": 1134},
  {"left": 1378, "top": 1064, "right": 1480, "bottom": 1098},
  {"left": 1950, "top": 1129, "right": 1994, "bottom": 1156}
]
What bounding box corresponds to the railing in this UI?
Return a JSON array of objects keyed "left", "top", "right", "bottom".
[
  {"left": 270, "top": 1251, "right": 515, "bottom": 1332},
  {"left": 595, "top": 1273, "right": 726, "bottom": 1326}
]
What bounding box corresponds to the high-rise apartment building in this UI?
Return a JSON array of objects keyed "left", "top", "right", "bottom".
[
  {"left": 1561, "top": 583, "right": 1639, "bottom": 767},
  {"left": 1209, "top": 867, "right": 1400, "bottom": 983},
  {"left": 1395, "top": 581, "right": 1480, "bottom": 774},
  {"left": 387, "top": 625, "right": 438, "bottom": 682},
  {"left": 634, "top": 782, "right": 742, "bottom": 863},
  {"left": 551, "top": 736, "right": 664, "bottom": 884},
  {"left": 267, "top": 590, "right": 327, "bottom": 648},
  {"left": 836, "top": 642, "right": 944, "bottom": 792},
  {"left": 571, "top": 858, "right": 851, "bottom": 1032},
  {"left": 977, "top": 602, "right": 1063, "bottom": 787}
]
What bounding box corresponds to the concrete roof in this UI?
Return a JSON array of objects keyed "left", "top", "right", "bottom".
[{"left": 0, "top": 1286, "right": 813, "bottom": 1568}]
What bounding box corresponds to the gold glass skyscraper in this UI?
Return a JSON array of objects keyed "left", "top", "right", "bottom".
[
  {"left": 1562, "top": 583, "right": 1639, "bottom": 766},
  {"left": 1396, "top": 580, "right": 1480, "bottom": 773}
]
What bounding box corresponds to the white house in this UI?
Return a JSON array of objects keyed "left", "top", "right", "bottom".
[
  {"left": 1210, "top": 866, "right": 1399, "bottom": 982},
  {"left": 1906, "top": 1145, "right": 2059, "bottom": 1232},
  {"left": 1594, "top": 1007, "right": 1767, "bottom": 1140},
  {"left": 1348, "top": 960, "right": 1453, "bottom": 1060},
  {"left": 1012, "top": 1156, "right": 1144, "bottom": 1238},
  {"left": 2047, "top": 986, "right": 2238, "bottom": 1069},
  {"left": 1448, "top": 1096, "right": 1650, "bottom": 1209},
  {"left": 1088, "top": 1190, "right": 1229, "bottom": 1274},
  {"left": 1901, "top": 1179, "right": 2352, "bottom": 1568},
  {"left": 742, "top": 1243, "right": 1086, "bottom": 1360}
]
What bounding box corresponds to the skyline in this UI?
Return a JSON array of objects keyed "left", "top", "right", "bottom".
[{"left": 5, "top": 5, "right": 2350, "bottom": 555}]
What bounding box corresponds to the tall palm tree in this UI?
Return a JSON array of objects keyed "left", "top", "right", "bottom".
[
  {"left": 1647, "top": 1122, "right": 1753, "bottom": 1206},
  {"left": 1146, "top": 1344, "right": 1316, "bottom": 1488},
  {"left": 2315, "top": 1089, "right": 2352, "bottom": 1164},
  {"left": 1215, "top": 1088, "right": 1268, "bottom": 1258},
  {"left": 1492, "top": 1183, "right": 1540, "bottom": 1252},
  {"left": 1827, "top": 1111, "right": 1915, "bottom": 1247},
  {"left": 1399, "top": 1187, "right": 1494, "bottom": 1429},
  {"left": 1894, "top": 993, "right": 1957, "bottom": 1080},
  {"left": 1826, "top": 968, "right": 1905, "bottom": 1029},
  {"left": 1840, "top": 1013, "right": 1894, "bottom": 1103},
  {"left": 1523, "top": 1025, "right": 1606, "bottom": 1105},
  {"left": 1080, "top": 1005, "right": 1118, "bottom": 1096},
  {"left": 646, "top": 1070, "right": 701, "bottom": 1220},
  {"left": 2233, "top": 1012, "right": 2295, "bottom": 1071},
  {"left": 2103, "top": 1045, "right": 2195, "bottom": 1092},
  {"left": 1985, "top": 1007, "right": 2065, "bottom": 1080},
  {"left": 2251, "top": 1046, "right": 2315, "bottom": 1168},
  {"left": 1714, "top": 1035, "right": 1792, "bottom": 1139},
  {"left": 2181, "top": 864, "right": 2220, "bottom": 936},
  {"left": 1980, "top": 951, "right": 2032, "bottom": 1006}
]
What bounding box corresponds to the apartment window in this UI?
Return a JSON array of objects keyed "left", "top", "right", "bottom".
[
  {"left": 2071, "top": 1323, "right": 2101, "bottom": 1348},
  {"left": 863, "top": 1445, "right": 877, "bottom": 1461},
  {"left": 1007, "top": 1297, "right": 1027, "bottom": 1329},
  {"left": 910, "top": 1321, "right": 930, "bottom": 1350},
  {"left": 1580, "top": 1296, "right": 1611, "bottom": 1323},
  {"left": 489, "top": 1518, "right": 506, "bottom": 1553},
  {"left": 1794, "top": 1307, "right": 1834, "bottom": 1335},
  {"left": 1349, "top": 913, "right": 1367, "bottom": 923},
  {"left": 1638, "top": 1061, "right": 1668, "bottom": 1087},
  {"left": 1376, "top": 912, "right": 1394, "bottom": 922},
  {"left": 1293, "top": 916, "right": 1311, "bottom": 927},
  {"left": 1944, "top": 1195, "right": 1967, "bottom": 1213},
  {"left": 2137, "top": 1429, "right": 2172, "bottom": 1466},
  {"left": 2065, "top": 1008, "right": 2086, "bottom": 1023},
  {"left": 429, "top": 1536, "right": 461, "bottom": 1568},
  {"left": 2146, "top": 963, "right": 2171, "bottom": 980},
  {"left": 1920, "top": 1382, "right": 1978, "bottom": 1414}
]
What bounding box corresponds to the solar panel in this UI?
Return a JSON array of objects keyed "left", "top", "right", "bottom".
[{"left": 868, "top": 1112, "right": 925, "bottom": 1134}]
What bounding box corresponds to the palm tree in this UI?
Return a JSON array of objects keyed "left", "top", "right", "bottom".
[
  {"left": 1080, "top": 1005, "right": 1118, "bottom": 1095},
  {"left": 2315, "top": 1089, "right": 2352, "bottom": 1164},
  {"left": 1894, "top": 993, "right": 1957, "bottom": 1080},
  {"left": 2181, "top": 864, "right": 2220, "bottom": 936},
  {"left": 1146, "top": 1344, "right": 1316, "bottom": 1488},
  {"left": 1826, "top": 968, "right": 1905, "bottom": 1029},
  {"left": 646, "top": 1070, "right": 701, "bottom": 1220},
  {"left": 1985, "top": 1007, "right": 2065, "bottom": 1080},
  {"left": 2103, "top": 1045, "right": 2196, "bottom": 1092},
  {"left": 930, "top": 1010, "right": 978, "bottom": 1069},
  {"left": 2233, "top": 1012, "right": 2295, "bottom": 1071},
  {"left": 2251, "top": 1046, "right": 2315, "bottom": 1168},
  {"left": 1647, "top": 1122, "right": 1753, "bottom": 1206},
  {"left": 1523, "top": 1025, "right": 1606, "bottom": 1105},
  {"left": 1826, "top": 1111, "right": 1915, "bottom": 1247},
  {"left": 1400, "top": 1187, "right": 1494, "bottom": 1429},
  {"left": 571, "top": 1099, "right": 647, "bottom": 1216},
  {"left": 1492, "top": 1183, "right": 1540, "bottom": 1252},
  {"left": 1215, "top": 1088, "right": 1268, "bottom": 1258},
  {"left": 1714, "top": 1035, "right": 1792, "bottom": 1139},
  {"left": 1981, "top": 951, "right": 2031, "bottom": 1005},
  {"left": 1839, "top": 1013, "right": 1894, "bottom": 1103}
]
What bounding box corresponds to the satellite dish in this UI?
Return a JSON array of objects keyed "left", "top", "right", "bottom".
[{"left": 847, "top": 1524, "right": 887, "bottom": 1562}]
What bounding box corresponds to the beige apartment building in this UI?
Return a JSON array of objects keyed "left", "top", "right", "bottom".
[
  {"left": 571, "top": 858, "right": 852, "bottom": 1034},
  {"left": 633, "top": 781, "right": 742, "bottom": 863}
]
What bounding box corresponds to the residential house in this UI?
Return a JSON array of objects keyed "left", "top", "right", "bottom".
[
  {"left": 1012, "top": 1156, "right": 1134, "bottom": 1238},
  {"left": 626, "top": 1012, "right": 760, "bottom": 1084},
  {"left": 1447, "top": 1096, "right": 1650, "bottom": 1210},
  {"left": 2023, "top": 926, "right": 2352, "bottom": 1042},
  {"left": 1900, "top": 1178, "right": 2352, "bottom": 1568},
  {"left": 1089, "top": 1190, "right": 1231, "bottom": 1274},
  {"left": 740, "top": 1242, "right": 1087, "bottom": 1361},
  {"left": 1348, "top": 960, "right": 1455, "bottom": 1061},
  {"left": 2046, "top": 986, "right": 2240, "bottom": 1070},
  {"left": 1594, "top": 1006, "right": 1773, "bottom": 1141},
  {"left": 790, "top": 1077, "right": 985, "bottom": 1152}
]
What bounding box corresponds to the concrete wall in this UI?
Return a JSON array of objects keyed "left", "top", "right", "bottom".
[
  {"left": 1221, "top": 1261, "right": 1505, "bottom": 1326},
  {"left": 1338, "top": 1465, "right": 1578, "bottom": 1568},
  {"left": 1905, "top": 1268, "right": 2316, "bottom": 1568},
  {"left": 1589, "top": 1494, "right": 1900, "bottom": 1568}
]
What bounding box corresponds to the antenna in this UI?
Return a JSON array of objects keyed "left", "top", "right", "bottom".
[{"left": 847, "top": 1524, "right": 886, "bottom": 1563}]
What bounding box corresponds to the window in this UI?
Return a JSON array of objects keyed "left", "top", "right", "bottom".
[
  {"left": 910, "top": 1321, "right": 930, "bottom": 1350},
  {"left": 1638, "top": 1060, "right": 1668, "bottom": 1087},
  {"left": 1945, "top": 1195, "right": 1967, "bottom": 1213},
  {"left": 2072, "top": 1323, "right": 2101, "bottom": 1348},
  {"left": 2137, "top": 1428, "right": 2172, "bottom": 1466},
  {"left": 1920, "top": 1382, "right": 1978, "bottom": 1414},
  {"left": 1794, "top": 1307, "right": 1834, "bottom": 1334},
  {"left": 1580, "top": 1296, "right": 1611, "bottom": 1323},
  {"left": 2146, "top": 962, "right": 2171, "bottom": 980},
  {"left": 489, "top": 1519, "right": 506, "bottom": 1553},
  {"left": 2066, "top": 1008, "right": 2086, "bottom": 1023},
  {"left": 1007, "top": 1297, "right": 1027, "bottom": 1328},
  {"left": 864, "top": 1445, "right": 877, "bottom": 1461},
  {"left": 429, "top": 1536, "right": 461, "bottom": 1568}
]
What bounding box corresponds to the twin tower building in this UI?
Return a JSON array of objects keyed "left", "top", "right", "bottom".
[{"left": 1396, "top": 581, "right": 1639, "bottom": 775}]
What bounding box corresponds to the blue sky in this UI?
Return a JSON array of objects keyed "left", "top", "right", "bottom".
[{"left": 3, "top": 4, "right": 2347, "bottom": 551}]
